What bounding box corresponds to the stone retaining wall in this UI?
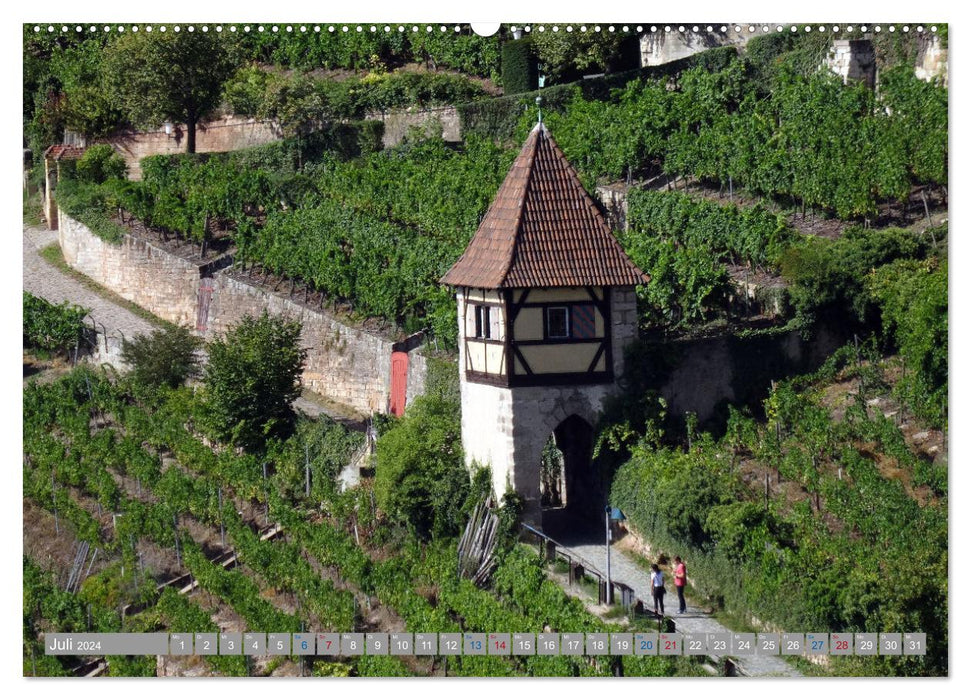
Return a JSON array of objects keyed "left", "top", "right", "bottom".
[
  {"left": 207, "top": 273, "right": 427, "bottom": 414},
  {"left": 365, "top": 106, "right": 461, "bottom": 147},
  {"left": 100, "top": 116, "right": 283, "bottom": 180},
  {"left": 57, "top": 210, "right": 427, "bottom": 415},
  {"left": 58, "top": 214, "right": 203, "bottom": 328}
]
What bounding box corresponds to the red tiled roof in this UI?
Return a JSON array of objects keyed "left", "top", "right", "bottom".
[
  {"left": 43, "top": 145, "right": 86, "bottom": 161},
  {"left": 440, "top": 123, "right": 648, "bottom": 289}
]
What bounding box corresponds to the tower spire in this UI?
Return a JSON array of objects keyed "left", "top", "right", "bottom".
[{"left": 536, "top": 95, "right": 543, "bottom": 125}]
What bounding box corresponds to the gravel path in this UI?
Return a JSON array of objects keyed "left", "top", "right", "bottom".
[
  {"left": 556, "top": 531, "right": 802, "bottom": 677},
  {"left": 23, "top": 224, "right": 157, "bottom": 342}
]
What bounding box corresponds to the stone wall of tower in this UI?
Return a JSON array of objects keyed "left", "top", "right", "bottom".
[
  {"left": 458, "top": 286, "right": 640, "bottom": 523},
  {"left": 608, "top": 287, "right": 639, "bottom": 378},
  {"left": 825, "top": 39, "right": 876, "bottom": 88}
]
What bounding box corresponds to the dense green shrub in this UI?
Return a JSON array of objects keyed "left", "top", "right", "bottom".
[
  {"left": 23, "top": 291, "right": 88, "bottom": 356},
  {"left": 374, "top": 392, "right": 468, "bottom": 540},
  {"left": 780, "top": 226, "right": 927, "bottom": 328},
  {"left": 868, "top": 257, "right": 948, "bottom": 427},
  {"left": 74, "top": 144, "right": 126, "bottom": 184}
]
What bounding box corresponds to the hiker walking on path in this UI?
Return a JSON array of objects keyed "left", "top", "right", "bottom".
[
  {"left": 650, "top": 563, "right": 666, "bottom": 616},
  {"left": 674, "top": 556, "right": 687, "bottom": 614}
]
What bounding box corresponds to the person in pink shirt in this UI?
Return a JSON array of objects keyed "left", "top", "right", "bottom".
[{"left": 673, "top": 556, "right": 687, "bottom": 614}]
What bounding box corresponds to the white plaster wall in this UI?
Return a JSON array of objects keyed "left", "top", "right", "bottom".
[{"left": 460, "top": 379, "right": 515, "bottom": 497}]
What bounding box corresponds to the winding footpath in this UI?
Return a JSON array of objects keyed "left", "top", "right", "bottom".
[
  {"left": 556, "top": 531, "right": 802, "bottom": 676},
  {"left": 23, "top": 224, "right": 157, "bottom": 341},
  {"left": 24, "top": 224, "right": 357, "bottom": 429}
]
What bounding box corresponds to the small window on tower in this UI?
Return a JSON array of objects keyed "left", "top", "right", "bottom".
[
  {"left": 546, "top": 307, "right": 569, "bottom": 339},
  {"left": 474, "top": 305, "right": 491, "bottom": 339}
]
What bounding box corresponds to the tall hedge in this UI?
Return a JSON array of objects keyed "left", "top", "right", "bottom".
[{"left": 501, "top": 38, "right": 538, "bottom": 95}]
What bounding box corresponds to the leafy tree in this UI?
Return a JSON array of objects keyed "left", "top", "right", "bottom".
[
  {"left": 50, "top": 41, "right": 125, "bottom": 139},
  {"left": 102, "top": 30, "right": 235, "bottom": 153},
  {"left": 202, "top": 312, "right": 307, "bottom": 450},
  {"left": 530, "top": 30, "right": 636, "bottom": 83},
  {"left": 121, "top": 325, "right": 202, "bottom": 394}
]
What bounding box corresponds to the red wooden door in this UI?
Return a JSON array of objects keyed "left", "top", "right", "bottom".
[{"left": 390, "top": 351, "right": 409, "bottom": 417}]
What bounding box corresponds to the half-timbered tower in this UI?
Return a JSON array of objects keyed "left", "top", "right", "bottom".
[{"left": 440, "top": 121, "right": 648, "bottom": 524}]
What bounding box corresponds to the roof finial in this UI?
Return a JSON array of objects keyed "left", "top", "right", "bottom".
[{"left": 536, "top": 95, "right": 543, "bottom": 125}]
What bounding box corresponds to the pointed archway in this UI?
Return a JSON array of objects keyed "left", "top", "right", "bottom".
[{"left": 541, "top": 414, "right": 601, "bottom": 535}]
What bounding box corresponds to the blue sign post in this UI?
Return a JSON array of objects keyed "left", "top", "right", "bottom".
[{"left": 605, "top": 506, "right": 626, "bottom": 605}]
